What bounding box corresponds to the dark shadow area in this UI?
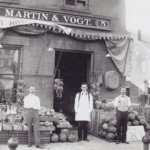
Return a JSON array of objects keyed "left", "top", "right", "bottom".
[{"left": 54, "top": 50, "right": 91, "bottom": 125}]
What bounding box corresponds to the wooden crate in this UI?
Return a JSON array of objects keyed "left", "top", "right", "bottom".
[
  {"left": 88, "top": 109, "right": 116, "bottom": 136},
  {"left": 0, "top": 131, "right": 52, "bottom": 144}
]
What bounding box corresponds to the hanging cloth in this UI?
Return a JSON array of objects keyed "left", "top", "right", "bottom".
[{"left": 105, "top": 39, "right": 132, "bottom": 76}]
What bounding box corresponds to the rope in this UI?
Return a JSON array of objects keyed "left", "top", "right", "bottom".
[{"left": 54, "top": 50, "right": 63, "bottom": 77}]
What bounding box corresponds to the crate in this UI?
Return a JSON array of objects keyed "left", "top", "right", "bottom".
[
  {"left": 88, "top": 109, "right": 116, "bottom": 136},
  {"left": 0, "top": 130, "right": 52, "bottom": 144}
]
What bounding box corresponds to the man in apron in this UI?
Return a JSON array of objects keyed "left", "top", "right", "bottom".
[
  {"left": 114, "top": 87, "right": 131, "bottom": 144},
  {"left": 74, "top": 83, "right": 93, "bottom": 142}
]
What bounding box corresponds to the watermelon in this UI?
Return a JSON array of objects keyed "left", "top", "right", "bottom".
[
  {"left": 139, "top": 119, "right": 147, "bottom": 125},
  {"left": 67, "top": 134, "right": 76, "bottom": 142},
  {"left": 99, "top": 130, "right": 104, "bottom": 137},
  {"left": 101, "top": 130, "right": 107, "bottom": 138},
  {"left": 137, "top": 115, "right": 145, "bottom": 121},
  {"left": 145, "top": 124, "right": 150, "bottom": 131},
  {"left": 107, "top": 126, "right": 116, "bottom": 133},
  {"left": 133, "top": 111, "right": 138, "bottom": 117},
  {"left": 106, "top": 133, "right": 115, "bottom": 140},
  {"left": 129, "top": 113, "right": 135, "bottom": 121},
  {"left": 50, "top": 133, "right": 58, "bottom": 143},
  {"left": 127, "top": 121, "right": 132, "bottom": 126},
  {"left": 128, "top": 110, "right": 133, "bottom": 114},
  {"left": 132, "top": 120, "right": 140, "bottom": 126},
  {"left": 109, "top": 119, "right": 117, "bottom": 126},
  {"left": 101, "top": 118, "right": 109, "bottom": 124},
  {"left": 59, "top": 133, "right": 67, "bottom": 142},
  {"left": 102, "top": 123, "right": 109, "bottom": 131}
]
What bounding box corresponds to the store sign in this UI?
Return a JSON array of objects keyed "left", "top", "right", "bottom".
[
  {"left": 0, "top": 7, "right": 111, "bottom": 30},
  {"left": 126, "top": 126, "right": 145, "bottom": 141}
]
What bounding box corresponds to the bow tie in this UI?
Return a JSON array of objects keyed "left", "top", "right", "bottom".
[{"left": 121, "top": 95, "right": 125, "bottom": 98}]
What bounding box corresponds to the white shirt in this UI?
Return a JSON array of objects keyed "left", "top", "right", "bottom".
[
  {"left": 114, "top": 95, "right": 131, "bottom": 107},
  {"left": 24, "top": 94, "right": 41, "bottom": 110}
]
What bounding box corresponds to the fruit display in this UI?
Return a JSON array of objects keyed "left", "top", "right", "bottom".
[
  {"left": 95, "top": 100, "right": 114, "bottom": 111},
  {"left": 99, "top": 117, "right": 117, "bottom": 141},
  {"left": 98, "top": 109, "right": 150, "bottom": 142},
  {"left": 54, "top": 79, "right": 63, "bottom": 98},
  {"left": 40, "top": 121, "right": 55, "bottom": 130},
  {"left": 127, "top": 110, "right": 150, "bottom": 132},
  {"left": 50, "top": 133, "right": 76, "bottom": 143},
  {"left": 57, "top": 118, "right": 72, "bottom": 127},
  {"left": 39, "top": 107, "right": 56, "bottom": 117}
]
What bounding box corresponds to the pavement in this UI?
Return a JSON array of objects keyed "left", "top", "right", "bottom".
[{"left": 0, "top": 134, "right": 144, "bottom": 150}]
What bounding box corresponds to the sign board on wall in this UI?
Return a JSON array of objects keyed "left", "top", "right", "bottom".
[
  {"left": 126, "top": 126, "right": 145, "bottom": 141},
  {"left": 0, "top": 7, "right": 111, "bottom": 30}
]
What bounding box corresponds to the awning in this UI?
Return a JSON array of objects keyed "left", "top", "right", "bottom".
[{"left": 11, "top": 24, "right": 131, "bottom": 40}]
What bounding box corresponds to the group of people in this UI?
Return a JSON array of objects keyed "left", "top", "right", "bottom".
[{"left": 23, "top": 84, "right": 131, "bottom": 149}]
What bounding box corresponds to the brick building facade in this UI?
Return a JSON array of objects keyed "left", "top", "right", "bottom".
[{"left": 0, "top": 0, "right": 129, "bottom": 109}]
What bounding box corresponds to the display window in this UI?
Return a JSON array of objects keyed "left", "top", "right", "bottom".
[{"left": 0, "top": 47, "right": 20, "bottom": 104}]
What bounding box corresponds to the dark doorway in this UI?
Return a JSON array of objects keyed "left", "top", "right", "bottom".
[{"left": 54, "top": 50, "right": 91, "bottom": 121}]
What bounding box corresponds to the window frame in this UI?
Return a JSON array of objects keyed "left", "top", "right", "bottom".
[
  {"left": 63, "top": 0, "right": 89, "bottom": 10},
  {"left": 0, "top": 45, "right": 22, "bottom": 78}
]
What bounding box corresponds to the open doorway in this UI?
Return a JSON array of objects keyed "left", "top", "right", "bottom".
[{"left": 54, "top": 50, "right": 91, "bottom": 122}]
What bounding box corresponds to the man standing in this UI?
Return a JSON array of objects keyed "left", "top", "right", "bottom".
[
  {"left": 74, "top": 83, "right": 93, "bottom": 142},
  {"left": 24, "top": 86, "right": 43, "bottom": 149},
  {"left": 114, "top": 87, "right": 131, "bottom": 144}
]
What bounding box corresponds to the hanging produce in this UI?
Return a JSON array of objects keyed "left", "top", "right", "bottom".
[
  {"left": 54, "top": 79, "right": 64, "bottom": 98},
  {"left": 16, "top": 79, "right": 26, "bottom": 106},
  {"left": 90, "top": 82, "right": 101, "bottom": 101}
]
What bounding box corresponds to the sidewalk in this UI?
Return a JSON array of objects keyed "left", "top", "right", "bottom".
[{"left": 0, "top": 135, "right": 143, "bottom": 150}]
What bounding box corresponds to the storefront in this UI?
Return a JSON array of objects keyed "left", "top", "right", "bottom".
[{"left": 0, "top": 6, "right": 132, "bottom": 108}]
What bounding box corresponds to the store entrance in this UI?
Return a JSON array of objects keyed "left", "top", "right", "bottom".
[{"left": 54, "top": 50, "right": 91, "bottom": 123}]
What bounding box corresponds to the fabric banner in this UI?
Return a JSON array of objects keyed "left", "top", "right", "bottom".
[
  {"left": 0, "top": 16, "right": 72, "bottom": 35},
  {"left": 105, "top": 39, "right": 132, "bottom": 76}
]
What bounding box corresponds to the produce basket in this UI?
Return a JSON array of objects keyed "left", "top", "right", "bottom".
[
  {"left": 13, "top": 123, "right": 23, "bottom": 131},
  {"left": 22, "top": 125, "right": 28, "bottom": 131},
  {"left": 3, "top": 123, "right": 13, "bottom": 131}
]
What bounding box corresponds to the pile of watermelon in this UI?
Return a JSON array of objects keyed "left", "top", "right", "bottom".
[
  {"left": 50, "top": 133, "right": 76, "bottom": 143},
  {"left": 98, "top": 117, "right": 117, "bottom": 141},
  {"left": 127, "top": 110, "right": 150, "bottom": 132},
  {"left": 98, "top": 110, "right": 150, "bottom": 141}
]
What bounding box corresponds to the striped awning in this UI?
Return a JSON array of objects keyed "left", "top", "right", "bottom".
[{"left": 11, "top": 23, "right": 131, "bottom": 40}]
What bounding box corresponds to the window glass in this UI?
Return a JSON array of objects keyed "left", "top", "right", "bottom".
[
  {"left": 0, "top": 49, "right": 19, "bottom": 104},
  {"left": 65, "top": 0, "right": 75, "bottom": 6}
]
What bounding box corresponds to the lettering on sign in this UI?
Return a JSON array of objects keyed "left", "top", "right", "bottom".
[
  {"left": 127, "top": 126, "right": 145, "bottom": 141},
  {"left": 0, "top": 7, "right": 111, "bottom": 30}
]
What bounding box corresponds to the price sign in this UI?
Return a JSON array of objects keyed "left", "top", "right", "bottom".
[{"left": 126, "top": 126, "right": 145, "bottom": 141}]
